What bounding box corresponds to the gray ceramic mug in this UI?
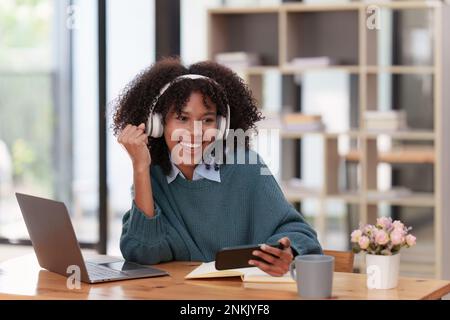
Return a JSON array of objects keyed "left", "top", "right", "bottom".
[{"left": 289, "top": 254, "right": 334, "bottom": 299}]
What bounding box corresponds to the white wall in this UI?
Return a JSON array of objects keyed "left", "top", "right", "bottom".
[{"left": 181, "top": 0, "right": 221, "bottom": 65}]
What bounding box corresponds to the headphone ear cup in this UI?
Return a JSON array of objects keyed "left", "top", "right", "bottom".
[
  {"left": 152, "top": 113, "right": 164, "bottom": 138},
  {"left": 147, "top": 112, "right": 164, "bottom": 138},
  {"left": 146, "top": 113, "right": 153, "bottom": 136},
  {"left": 217, "top": 115, "right": 227, "bottom": 140}
]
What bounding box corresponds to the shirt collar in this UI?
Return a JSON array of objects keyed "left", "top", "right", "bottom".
[{"left": 166, "top": 159, "right": 221, "bottom": 184}]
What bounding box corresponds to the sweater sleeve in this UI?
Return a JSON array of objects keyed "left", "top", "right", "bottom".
[
  {"left": 251, "top": 160, "right": 323, "bottom": 256},
  {"left": 265, "top": 206, "right": 323, "bottom": 256},
  {"left": 119, "top": 185, "right": 189, "bottom": 265}
]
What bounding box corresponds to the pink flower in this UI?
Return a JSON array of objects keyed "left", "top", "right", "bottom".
[
  {"left": 390, "top": 229, "right": 405, "bottom": 246},
  {"left": 375, "top": 230, "right": 389, "bottom": 245},
  {"left": 392, "top": 220, "right": 405, "bottom": 232},
  {"left": 358, "top": 236, "right": 370, "bottom": 250},
  {"left": 351, "top": 230, "right": 362, "bottom": 243},
  {"left": 376, "top": 217, "right": 392, "bottom": 230},
  {"left": 406, "top": 234, "right": 417, "bottom": 247},
  {"left": 363, "top": 224, "right": 376, "bottom": 235}
]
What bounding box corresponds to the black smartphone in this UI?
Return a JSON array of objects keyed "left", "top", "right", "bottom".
[{"left": 215, "top": 242, "right": 285, "bottom": 270}]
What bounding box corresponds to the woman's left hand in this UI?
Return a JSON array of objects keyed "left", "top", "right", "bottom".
[{"left": 248, "top": 237, "right": 294, "bottom": 277}]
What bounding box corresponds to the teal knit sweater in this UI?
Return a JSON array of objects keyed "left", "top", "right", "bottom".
[{"left": 120, "top": 149, "right": 322, "bottom": 265}]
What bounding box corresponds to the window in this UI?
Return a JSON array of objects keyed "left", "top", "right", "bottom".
[
  {"left": 0, "top": 0, "right": 99, "bottom": 246},
  {"left": 0, "top": 0, "right": 57, "bottom": 241}
]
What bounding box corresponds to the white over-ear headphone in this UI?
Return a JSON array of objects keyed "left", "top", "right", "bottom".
[{"left": 146, "top": 74, "right": 230, "bottom": 141}]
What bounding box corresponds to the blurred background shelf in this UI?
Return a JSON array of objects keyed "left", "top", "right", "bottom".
[
  {"left": 278, "top": 129, "right": 434, "bottom": 141},
  {"left": 366, "top": 191, "right": 435, "bottom": 207},
  {"left": 343, "top": 147, "right": 435, "bottom": 164},
  {"left": 325, "top": 192, "right": 361, "bottom": 205},
  {"left": 234, "top": 65, "right": 361, "bottom": 76},
  {"left": 208, "top": 1, "right": 450, "bottom": 279},
  {"left": 365, "top": 65, "right": 435, "bottom": 74},
  {"left": 280, "top": 181, "right": 321, "bottom": 202},
  {"left": 364, "top": 130, "right": 435, "bottom": 140},
  {"left": 281, "top": 65, "right": 361, "bottom": 74}
]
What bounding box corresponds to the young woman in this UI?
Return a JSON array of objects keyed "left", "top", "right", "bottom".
[{"left": 112, "top": 57, "right": 322, "bottom": 277}]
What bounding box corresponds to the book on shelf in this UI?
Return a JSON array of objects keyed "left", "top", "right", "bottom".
[
  {"left": 289, "top": 56, "right": 337, "bottom": 68},
  {"left": 185, "top": 261, "right": 294, "bottom": 283},
  {"left": 215, "top": 52, "right": 261, "bottom": 69},
  {"left": 283, "top": 122, "right": 325, "bottom": 132},
  {"left": 223, "top": 0, "right": 260, "bottom": 7},
  {"left": 364, "top": 110, "right": 408, "bottom": 131},
  {"left": 282, "top": 113, "right": 325, "bottom": 132},
  {"left": 380, "top": 146, "right": 435, "bottom": 164},
  {"left": 283, "top": 113, "right": 322, "bottom": 124},
  {"left": 345, "top": 146, "right": 435, "bottom": 163}
]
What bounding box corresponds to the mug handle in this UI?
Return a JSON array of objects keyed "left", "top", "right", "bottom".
[{"left": 289, "top": 261, "right": 296, "bottom": 281}]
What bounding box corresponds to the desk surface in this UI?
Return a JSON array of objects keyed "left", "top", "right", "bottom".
[{"left": 0, "top": 254, "right": 449, "bottom": 300}]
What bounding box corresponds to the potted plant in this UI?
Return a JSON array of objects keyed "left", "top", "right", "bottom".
[{"left": 351, "top": 217, "right": 416, "bottom": 289}]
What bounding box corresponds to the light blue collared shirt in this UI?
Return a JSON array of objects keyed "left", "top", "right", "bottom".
[{"left": 166, "top": 161, "right": 221, "bottom": 184}]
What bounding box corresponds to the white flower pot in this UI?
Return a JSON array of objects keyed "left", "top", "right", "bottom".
[{"left": 365, "top": 253, "right": 400, "bottom": 289}]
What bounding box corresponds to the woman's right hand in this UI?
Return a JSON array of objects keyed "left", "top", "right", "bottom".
[{"left": 117, "top": 123, "right": 151, "bottom": 172}]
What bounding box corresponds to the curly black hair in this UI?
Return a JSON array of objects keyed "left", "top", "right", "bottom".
[{"left": 111, "top": 56, "right": 264, "bottom": 175}]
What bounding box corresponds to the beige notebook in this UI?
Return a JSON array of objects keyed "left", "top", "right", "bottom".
[{"left": 185, "top": 261, "right": 295, "bottom": 283}]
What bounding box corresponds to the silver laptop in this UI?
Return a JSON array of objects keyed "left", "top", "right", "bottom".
[{"left": 15, "top": 192, "right": 169, "bottom": 283}]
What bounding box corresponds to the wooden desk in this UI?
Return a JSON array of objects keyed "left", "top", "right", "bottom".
[{"left": 0, "top": 254, "right": 449, "bottom": 300}]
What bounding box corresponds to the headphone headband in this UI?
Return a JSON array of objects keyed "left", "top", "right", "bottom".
[{"left": 151, "top": 74, "right": 223, "bottom": 112}]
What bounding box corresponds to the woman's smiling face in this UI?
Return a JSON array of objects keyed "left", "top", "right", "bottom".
[{"left": 164, "top": 91, "right": 218, "bottom": 167}]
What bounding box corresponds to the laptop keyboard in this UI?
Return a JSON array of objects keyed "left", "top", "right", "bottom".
[{"left": 86, "top": 263, "right": 124, "bottom": 281}]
